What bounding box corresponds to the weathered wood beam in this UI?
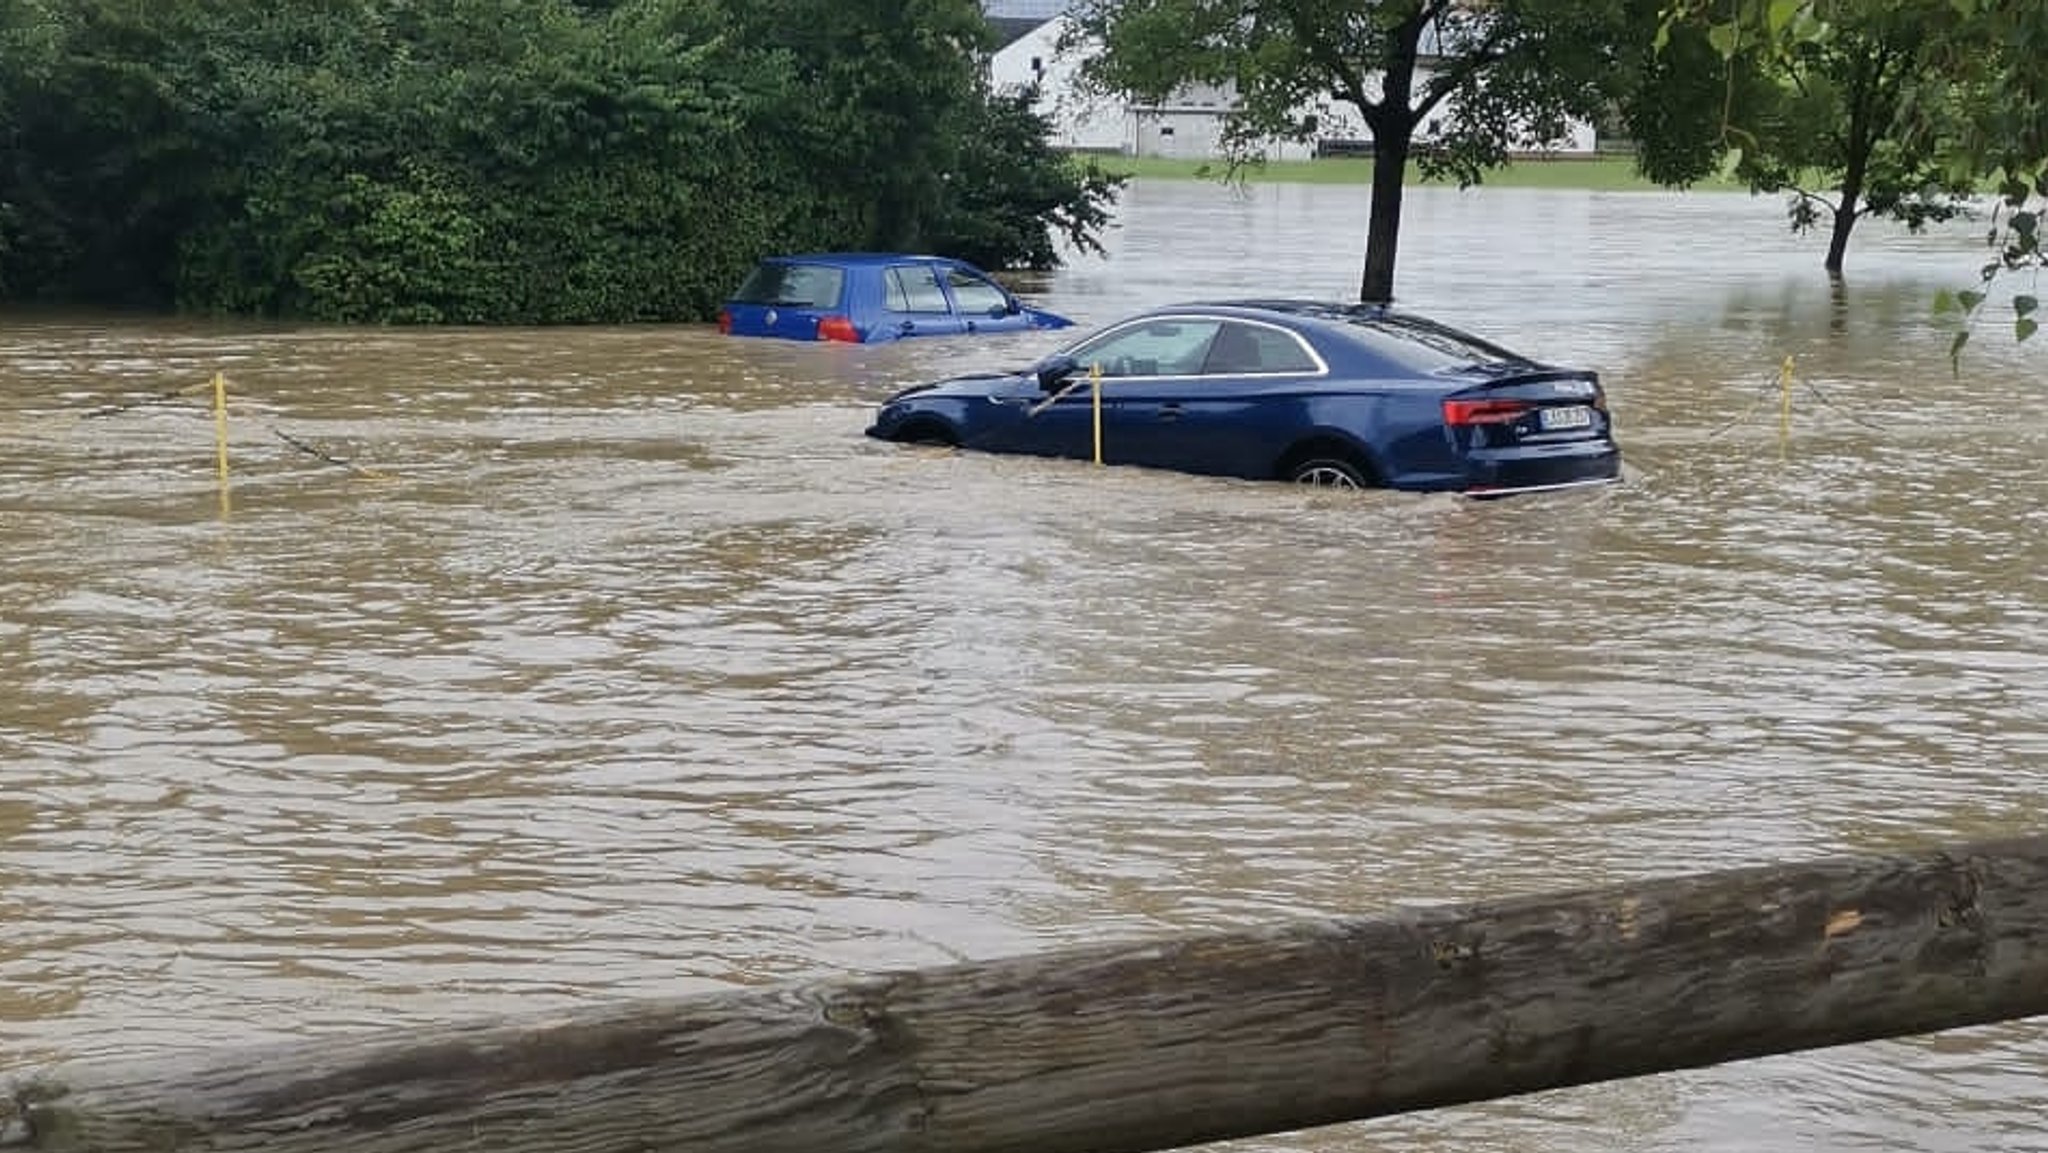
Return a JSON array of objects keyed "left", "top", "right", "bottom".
[{"left": 7, "top": 834, "right": 2048, "bottom": 1153}]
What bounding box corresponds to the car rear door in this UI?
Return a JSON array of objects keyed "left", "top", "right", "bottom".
[{"left": 875, "top": 263, "right": 968, "bottom": 339}]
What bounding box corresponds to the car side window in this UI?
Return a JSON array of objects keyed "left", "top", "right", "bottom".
[
  {"left": 1201, "top": 322, "right": 1321, "bottom": 375},
  {"left": 885, "top": 265, "right": 953, "bottom": 314},
  {"left": 944, "top": 268, "right": 1011, "bottom": 315},
  {"left": 1068, "top": 319, "right": 1224, "bottom": 378}
]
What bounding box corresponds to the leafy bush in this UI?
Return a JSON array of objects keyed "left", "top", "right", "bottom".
[{"left": 0, "top": 0, "right": 1119, "bottom": 323}]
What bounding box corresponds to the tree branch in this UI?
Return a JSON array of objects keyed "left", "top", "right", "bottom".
[
  {"left": 1789, "top": 185, "right": 1839, "bottom": 216},
  {"left": 1415, "top": 12, "right": 1514, "bottom": 123},
  {"left": 1415, "top": 47, "right": 1509, "bottom": 120},
  {"left": 1283, "top": 0, "right": 1384, "bottom": 130}
]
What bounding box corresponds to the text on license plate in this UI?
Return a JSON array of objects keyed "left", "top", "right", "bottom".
[{"left": 1538, "top": 405, "right": 1593, "bottom": 431}]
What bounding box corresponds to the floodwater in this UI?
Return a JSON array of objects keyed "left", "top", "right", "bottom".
[{"left": 3, "top": 178, "right": 2046, "bottom": 1152}]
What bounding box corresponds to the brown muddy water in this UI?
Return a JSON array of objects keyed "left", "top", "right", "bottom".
[{"left": 3, "top": 179, "right": 2047, "bottom": 1151}]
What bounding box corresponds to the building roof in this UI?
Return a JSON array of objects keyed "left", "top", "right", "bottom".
[
  {"left": 983, "top": 0, "right": 1067, "bottom": 16},
  {"left": 988, "top": 15, "right": 1049, "bottom": 49}
]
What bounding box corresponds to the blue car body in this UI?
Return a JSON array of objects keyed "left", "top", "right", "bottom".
[
  {"left": 864, "top": 301, "right": 1621, "bottom": 496},
  {"left": 719, "top": 253, "right": 1073, "bottom": 343}
]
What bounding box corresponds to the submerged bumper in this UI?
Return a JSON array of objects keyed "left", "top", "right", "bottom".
[{"left": 1462, "top": 443, "right": 1621, "bottom": 496}]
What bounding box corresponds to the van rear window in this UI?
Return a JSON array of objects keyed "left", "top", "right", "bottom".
[{"left": 732, "top": 263, "right": 845, "bottom": 308}]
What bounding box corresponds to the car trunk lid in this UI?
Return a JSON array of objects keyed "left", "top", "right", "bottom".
[
  {"left": 1441, "top": 369, "right": 1610, "bottom": 449},
  {"left": 720, "top": 262, "right": 857, "bottom": 341},
  {"left": 720, "top": 303, "right": 803, "bottom": 339}
]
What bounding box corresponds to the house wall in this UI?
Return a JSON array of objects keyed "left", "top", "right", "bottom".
[{"left": 989, "top": 15, "right": 1130, "bottom": 153}]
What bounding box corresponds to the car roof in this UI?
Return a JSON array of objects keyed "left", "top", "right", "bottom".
[
  {"left": 762, "top": 253, "right": 957, "bottom": 268},
  {"left": 1127, "top": 300, "right": 1514, "bottom": 344},
  {"left": 1134, "top": 299, "right": 1391, "bottom": 323},
  {"left": 1113, "top": 300, "right": 1540, "bottom": 369}
]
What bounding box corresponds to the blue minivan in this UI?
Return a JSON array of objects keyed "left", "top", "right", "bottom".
[{"left": 718, "top": 253, "right": 1073, "bottom": 343}]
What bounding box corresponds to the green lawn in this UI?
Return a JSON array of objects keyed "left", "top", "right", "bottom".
[{"left": 1092, "top": 153, "right": 1751, "bottom": 193}]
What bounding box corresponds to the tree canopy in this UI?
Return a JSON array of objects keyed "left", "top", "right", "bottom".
[
  {"left": 1066, "top": 0, "right": 1651, "bottom": 304},
  {"left": 1656, "top": 0, "right": 2044, "bottom": 352},
  {"left": 1636, "top": 0, "right": 1981, "bottom": 276},
  {"left": 0, "top": 0, "right": 1122, "bottom": 323}
]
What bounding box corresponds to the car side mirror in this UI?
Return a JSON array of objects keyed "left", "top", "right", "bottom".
[
  {"left": 1035, "top": 354, "right": 1078, "bottom": 391},
  {"left": 988, "top": 302, "right": 1011, "bottom": 320}
]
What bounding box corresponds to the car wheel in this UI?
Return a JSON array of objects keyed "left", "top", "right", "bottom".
[
  {"left": 1288, "top": 456, "right": 1370, "bottom": 489},
  {"left": 894, "top": 418, "right": 960, "bottom": 447}
]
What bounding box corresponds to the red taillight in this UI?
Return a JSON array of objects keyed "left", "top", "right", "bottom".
[
  {"left": 1443, "top": 398, "right": 1531, "bottom": 426},
  {"left": 817, "top": 316, "right": 860, "bottom": 343},
  {"left": 717, "top": 309, "right": 732, "bottom": 334}
]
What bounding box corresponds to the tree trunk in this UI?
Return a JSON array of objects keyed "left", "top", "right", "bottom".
[
  {"left": 1824, "top": 200, "right": 1858, "bottom": 278},
  {"left": 1360, "top": 126, "right": 1411, "bottom": 304},
  {"left": 1825, "top": 54, "right": 1878, "bottom": 277},
  {"left": 1358, "top": 32, "right": 1422, "bottom": 305}
]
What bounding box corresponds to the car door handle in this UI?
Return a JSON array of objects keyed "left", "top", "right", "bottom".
[
  {"left": 898, "top": 320, "right": 916, "bottom": 334},
  {"left": 1157, "top": 403, "right": 1183, "bottom": 422}
]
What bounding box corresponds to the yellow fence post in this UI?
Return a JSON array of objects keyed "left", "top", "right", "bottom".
[
  {"left": 1778, "top": 355, "right": 1795, "bottom": 459},
  {"left": 212, "top": 371, "right": 232, "bottom": 516},
  {"left": 1090, "top": 361, "right": 1104, "bottom": 466}
]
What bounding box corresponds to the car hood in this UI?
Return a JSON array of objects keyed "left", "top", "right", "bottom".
[
  {"left": 1023, "top": 307, "right": 1074, "bottom": 330},
  {"left": 884, "top": 369, "right": 1033, "bottom": 402}
]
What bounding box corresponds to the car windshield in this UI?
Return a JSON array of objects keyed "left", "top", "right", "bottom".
[
  {"left": 1337, "top": 313, "right": 1529, "bottom": 374},
  {"left": 731, "top": 262, "right": 846, "bottom": 309}
]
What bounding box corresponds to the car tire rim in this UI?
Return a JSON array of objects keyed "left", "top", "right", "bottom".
[{"left": 1294, "top": 464, "right": 1361, "bottom": 489}]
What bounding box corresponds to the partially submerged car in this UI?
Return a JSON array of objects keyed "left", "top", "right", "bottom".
[
  {"left": 864, "top": 301, "right": 1620, "bottom": 496},
  {"left": 718, "top": 254, "right": 1072, "bottom": 343}
]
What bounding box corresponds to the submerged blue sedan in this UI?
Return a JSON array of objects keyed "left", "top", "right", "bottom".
[
  {"left": 864, "top": 301, "right": 1621, "bottom": 496},
  {"left": 719, "top": 253, "right": 1072, "bottom": 343}
]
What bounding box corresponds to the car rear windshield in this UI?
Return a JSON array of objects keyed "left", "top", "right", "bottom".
[
  {"left": 731, "top": 262, "right": 846, "bottom": 309},
  {"left": 1337, "top": 313, "right": 1528, "bottom": 374}
]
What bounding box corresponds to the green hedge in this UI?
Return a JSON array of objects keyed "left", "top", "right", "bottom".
[{"left": 0, "top": 0, "right": 1120, "bottom": 323}]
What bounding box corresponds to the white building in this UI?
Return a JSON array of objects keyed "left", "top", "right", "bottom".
[
  {"left": 988, "top": 15, "right": 1129, "bottom": 153},
  {"left": 986, "top": 12, "right": 1594, "bottom": 160}
]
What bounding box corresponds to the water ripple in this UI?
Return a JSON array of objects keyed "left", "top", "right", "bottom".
[{"left": 4, "top": 184, "right": 2047, "bottom": 1150}]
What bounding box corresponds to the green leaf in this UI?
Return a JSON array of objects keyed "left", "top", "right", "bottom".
[
  {"left": 1707, "top": 22, "right": 1739, "bottom": 59},
  {"left": 1933, "top": 288, "right": 1958, "bottom": 315},
  {"left": 1949, "top": 328, "right": 1970, "bottom": 366},
  {"left": 1767, "top": 0, "right": 1801, "bottom": 36},
  {"left": 1958, "top": 289, "right": 1985, "bottom": 313},
  {"left": 2021, "top": 317, "right": 2041, "bottom": 343},
  {"left": 1653, "top": 20, "right": 1670, "bottom": 52},
  {"left": 2018, "top": 294, "right": 2040, "bottom": 318}
]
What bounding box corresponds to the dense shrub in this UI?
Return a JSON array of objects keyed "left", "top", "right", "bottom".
[{"left": 0, "top": 0, "right": 1119, "bottom": 322}]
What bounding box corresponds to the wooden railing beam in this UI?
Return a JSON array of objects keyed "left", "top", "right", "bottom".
[{"left": 8, "top": 835, "right": 2048, "bottom": 1153}]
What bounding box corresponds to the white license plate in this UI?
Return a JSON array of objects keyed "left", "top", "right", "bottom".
[{"left": 1539, "top": 405, "right": 1593, "bottom": 431}]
